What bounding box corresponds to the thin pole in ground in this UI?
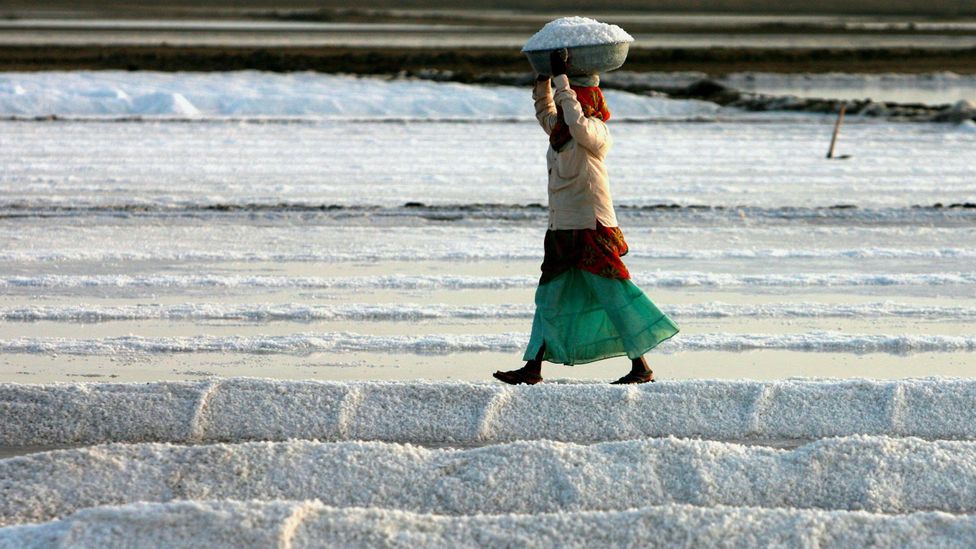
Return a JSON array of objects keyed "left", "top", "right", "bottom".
[{"left": 826, "top": 104, "right": 847, "bottom": 159}]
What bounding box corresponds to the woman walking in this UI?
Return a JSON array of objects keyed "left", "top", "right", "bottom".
[{"left": 494, "top": 50, "right": 679, "bottom": 385}]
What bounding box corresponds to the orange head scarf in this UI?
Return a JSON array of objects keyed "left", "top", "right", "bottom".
[{"left": 550, "top": 85, "right": 611, "bottom": 151}]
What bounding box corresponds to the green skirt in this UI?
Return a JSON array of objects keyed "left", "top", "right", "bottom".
[{"left": 523, "top": 268, "right": 679, "bottom": 365}]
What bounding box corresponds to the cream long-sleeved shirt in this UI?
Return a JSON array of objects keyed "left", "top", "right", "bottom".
[{"left": 533, "top": 74, "right": 619, "bottom": 230}]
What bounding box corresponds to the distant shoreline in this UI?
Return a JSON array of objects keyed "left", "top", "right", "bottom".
[{"left": 1, "top": 44, "right": 975, "bottom": 75}]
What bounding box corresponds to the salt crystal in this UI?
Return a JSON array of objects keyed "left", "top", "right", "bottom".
[{"left": 522, "top": 16, "right": 634, "bottom": 52}]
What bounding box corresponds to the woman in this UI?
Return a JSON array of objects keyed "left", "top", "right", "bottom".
[{"left": 494, "top": 50, "right": 679, "bottom": 385}]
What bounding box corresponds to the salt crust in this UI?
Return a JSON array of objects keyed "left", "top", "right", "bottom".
[
  {"left": 522, "top": 16, "right": 634, "bottom": 52},
  {"left": 3, "top": 436, "right": 976, "bottom": 526},
  {"left": 2, "top": 331, "right": 975, "bottom": 356},
  {"left": 2, "top": 501, "right": 975, "bottom": 549},
  {"left": 5, "top": 245, "right": 975, "bottom": 264},
  {"left": 4, "top": 378, "right": 976, "bottom": 447},
  {"left": 6, "top": 272, "right": 976, "bottom": 291},
  {"left": 4, "top": 301, "right": 975, "bottom": 323}
]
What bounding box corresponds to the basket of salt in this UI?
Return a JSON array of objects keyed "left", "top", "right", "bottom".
[{"left": 521, "top": 16, "right": 634, "bottom": 77}]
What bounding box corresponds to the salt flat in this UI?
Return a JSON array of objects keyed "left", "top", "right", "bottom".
[
  {"left": 0, "top": 71, "right": 973, "bottom": 545},
  {"left": 1, "top": 96, "right": 973, "bottom": 380}
]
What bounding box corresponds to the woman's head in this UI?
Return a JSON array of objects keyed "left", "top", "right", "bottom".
[{"left": 571, "top": 85, "right": 611, "bottom": 122}]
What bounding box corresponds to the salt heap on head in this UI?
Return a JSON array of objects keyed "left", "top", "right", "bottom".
[{"left": 521, "top": 16, "right": 634, "bottom": 52}]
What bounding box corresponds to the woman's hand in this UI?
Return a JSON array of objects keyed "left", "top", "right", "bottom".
[{"left": 549, "top": 49, "right": 568, "bottom": 77}]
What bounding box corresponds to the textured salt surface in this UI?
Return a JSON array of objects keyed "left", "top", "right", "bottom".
[
  {"left": 2, "top": 331, "right": 974, "bottom": 356},
  {"left": 4, "top": 302, "right": 975, "bottom": 322},
  {"left": 4, "top": 436, "right": 976, "bottom": 525},
  {"left": 522, "top": 16, "right": 634, "bottom": 52},
  {"left": 4, "top": 379, "right": 976, "bottom": 447},
  {"left": 3, "top": 120, "right": 972, "bottom": 210},
  {"left": 5, "top": 216, "right": 975, "bottom": 265},
  {"left": 3, "top": 501, "right": 975, "bottom": 549}
]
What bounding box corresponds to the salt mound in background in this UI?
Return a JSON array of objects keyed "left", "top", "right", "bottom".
[
  {"left": 0, "top": 71, "right": 714, "bottom": 119},
  {"left": 522, "top": 16, "right": 634, "bottom": 52}
]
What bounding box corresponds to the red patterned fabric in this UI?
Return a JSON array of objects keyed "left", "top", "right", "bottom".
[
  {"left": 550, "top": 85, "right": 612, "bottom": 151},
  {"left": 539, "top": 223, "right": 630, "bottom": 284},
  {"left": 573, "top": 86, "right": 612, "bottom": 122}
]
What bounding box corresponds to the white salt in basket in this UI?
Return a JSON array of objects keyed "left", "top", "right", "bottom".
[{"left": 522, "top": 16, "right": 634, "bottom": 77}]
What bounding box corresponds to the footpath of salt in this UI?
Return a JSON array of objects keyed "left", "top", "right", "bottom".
[
  {"left": 3, "top": 378, "right": 976, "bottom": 447},
  {"left": 3, "top": 436, "right": 976, "bottom": 526},
  {"left": 3, "top": 501, "right": 975, "bottom": 549}
]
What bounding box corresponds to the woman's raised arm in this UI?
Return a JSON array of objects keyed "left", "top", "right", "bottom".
[
  {"left": 552, "top": 75, "right": 610, "bottom": 156},
  {"left": 533, "top": 76, "right": 559, "bottom": 136}
]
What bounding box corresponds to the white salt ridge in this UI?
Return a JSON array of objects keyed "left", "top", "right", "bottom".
[
  {"left": 0, "top": 303, "right": 534, "bottom": 323},
  {"left": 5, "top": 378, "right": 976, "bottom": 447},
  {"left": 5, "top": 301, "right": 975, "bottom": 323},
  {"left": 0, "top": 71, "right": 706, "bottom": 119},
  {"left": 5, "top": 436, "right": 976, "bottom": 526},
  {"left": 4, "top": 272, "right": 975, "bottom": 291},
  {"left": 522, "top": 16, "right": 634, "bottom": 52},
  {"left": 4, "top": 502, "right": 976, "bottom": 549},
  {"left": 5, "top": 245, "right": 976, "bottom": 263},
  {"left": 0, "top": 274, "right": 535, "bottom": 291},
  {"left": 0, "top": 332, "right": 521, "bottom": 355},
  {"left": 2, "top": 331, "right": 975, "bottom": 356},
  {"left": 3, "top": 224, "right": 974, "bottom": 264}
]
